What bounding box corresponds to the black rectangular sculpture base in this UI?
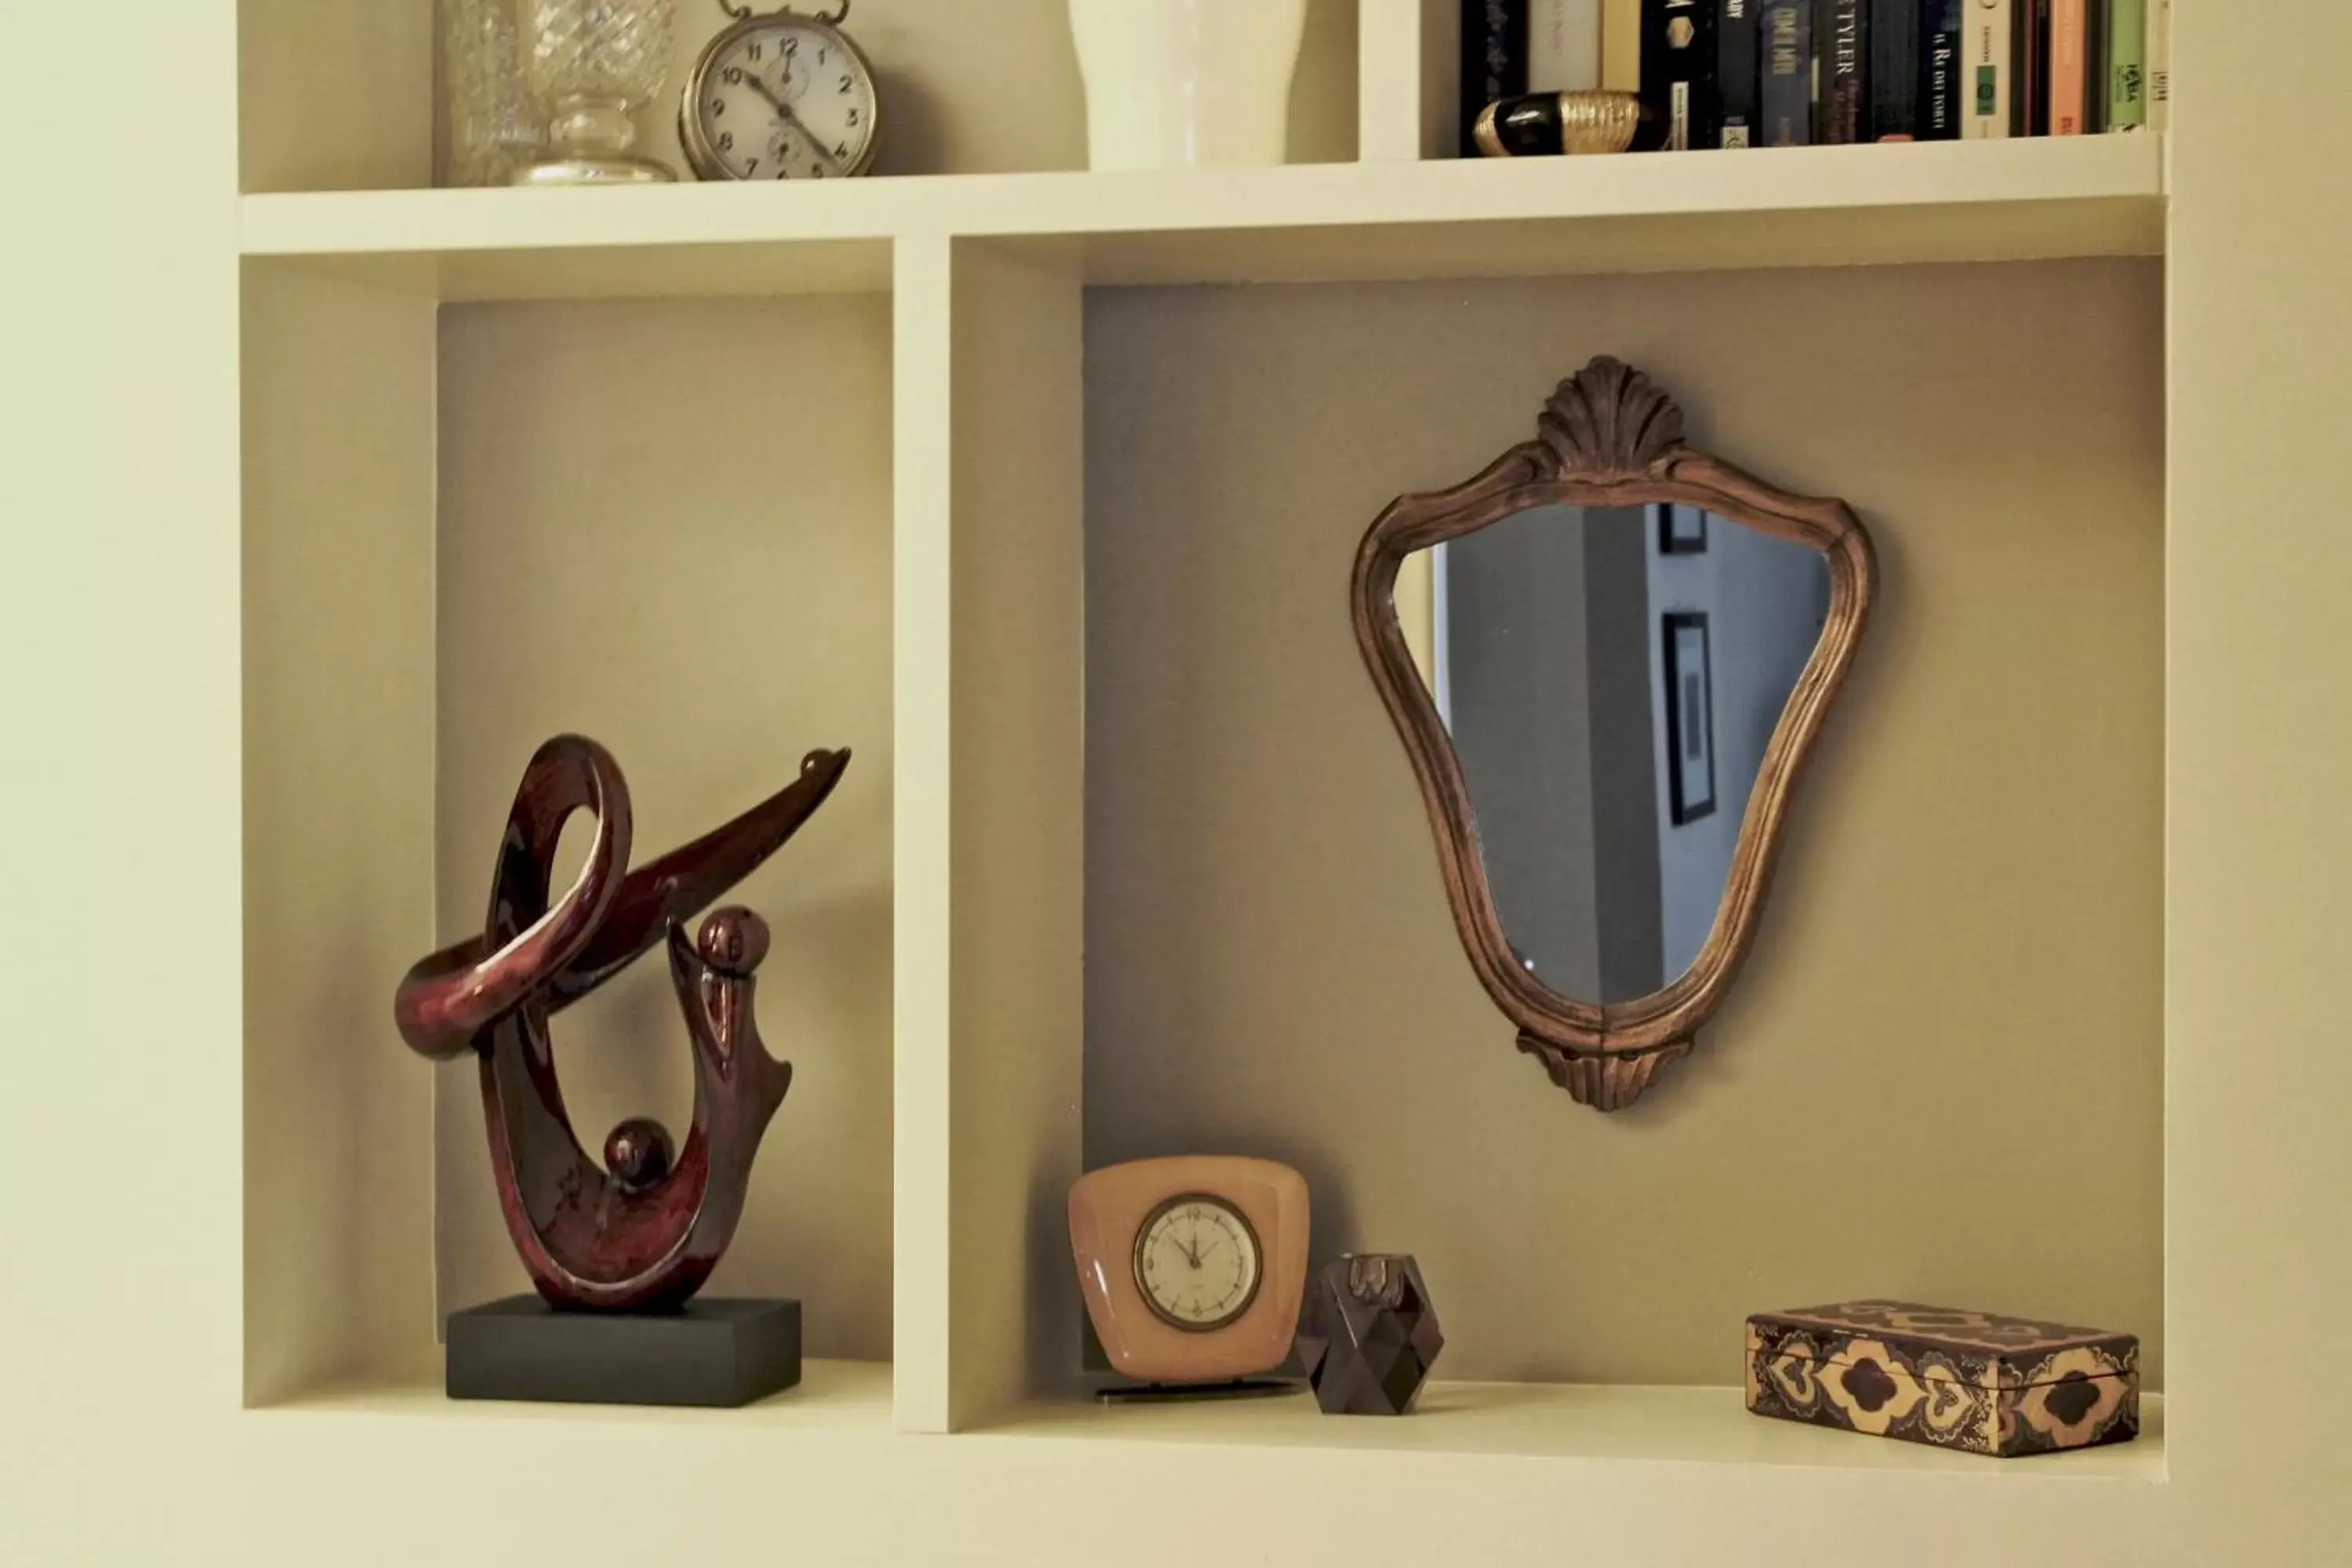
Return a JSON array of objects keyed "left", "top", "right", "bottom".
[{"left": 447, "top": 1297, "right": 802, "bottom": 1409}]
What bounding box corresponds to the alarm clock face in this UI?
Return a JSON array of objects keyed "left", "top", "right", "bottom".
[
  {"left": 1134, "top": 1194, "right": 1263, "bottom": 1331},
  {"left": 681, "top": 13, "right": 879, "bottom": 181}
]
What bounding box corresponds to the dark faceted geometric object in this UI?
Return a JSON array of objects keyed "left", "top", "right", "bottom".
[
  {"left": 394, "top": 735, "right": 849, "bottom": 1314},
  {"left": 447, "top": 1296, "right": 802, "bottom": 1408},
  {"left": 1294, "top": 1254, "right": 1444, "bottom": 1417}
]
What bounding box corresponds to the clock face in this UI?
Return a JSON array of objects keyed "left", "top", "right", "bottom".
[
  {"left": 684, "top": 17, "right": 879, "bottom": 181},
  {"left": 1133, "top": 1195, "right": 1262, "bottom": 1332}
]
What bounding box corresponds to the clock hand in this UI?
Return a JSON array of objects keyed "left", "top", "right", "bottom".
[
  {"left": 741, "top": 73, "right": 789, "bottom": 118},
  {"left": 775, "top": 100, "right": 846, "bottom": 175},
  {"left": 735, "top": 73, "right": 845, "bottom": 174}
]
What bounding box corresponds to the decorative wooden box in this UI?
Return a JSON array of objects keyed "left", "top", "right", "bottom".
[{"left": 1745, "top": 1301, "right": 2140, "bottom": 1457}]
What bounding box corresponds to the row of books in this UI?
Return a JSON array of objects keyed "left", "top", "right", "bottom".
[{"left": 1461, "top": 1, "right": 2172, "bottom": 154}]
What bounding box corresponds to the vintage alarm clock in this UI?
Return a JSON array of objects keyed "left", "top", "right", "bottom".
[
  {"left": 1068, "top": 1156, "right": 1310, "bottom": 1397},
  {"left": 681, "top": 0, "right": 880, "bottom": 180}
]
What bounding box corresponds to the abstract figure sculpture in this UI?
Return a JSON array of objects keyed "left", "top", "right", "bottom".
[{"left": 395, "top": 734, "right": 848, "bottom": 1314}]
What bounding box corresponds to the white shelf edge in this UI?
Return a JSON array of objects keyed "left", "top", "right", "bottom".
[
  {"left": 250, "top": 1366, "right": 2164, "bottom": 1486},
  {"left": 972, "top": 1382, "right": 2167, "bottom": 1483},
  {"left": 241, "top": 136, "right": 2165, "bottom": 270},
  {"left": 256, "top": 1355, "right": 898, "bottom": 1429}
]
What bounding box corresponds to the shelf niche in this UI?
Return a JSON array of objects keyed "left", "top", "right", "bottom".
[
  {"left": 1074, "top": 260, "right": 2165, "bottom": 1396},
  {"left": 241, "top": 270, "right": 898, "bottom": 1406},
  {"left": 238, "top": 0, "right": 1363, "bottom": 195}
]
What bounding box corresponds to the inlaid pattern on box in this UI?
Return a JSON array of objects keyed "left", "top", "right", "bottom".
[{"left": 1745, "top": 1301, "right": 2140, "bottom": 1457}]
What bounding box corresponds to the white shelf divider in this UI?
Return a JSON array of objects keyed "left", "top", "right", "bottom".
[{"left": 895, "top": 236, "right": 1088, "bottom": 1434}]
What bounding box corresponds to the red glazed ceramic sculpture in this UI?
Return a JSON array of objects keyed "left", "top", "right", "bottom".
[{"left": 394, "top": 735, "right": 848, "bottom": 1312}]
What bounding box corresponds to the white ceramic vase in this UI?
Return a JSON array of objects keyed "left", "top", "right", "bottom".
[{"left": 1066, "top": 0, "right": 1308, "bottom": 170}]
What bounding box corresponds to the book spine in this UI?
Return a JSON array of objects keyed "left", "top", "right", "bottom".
[
  {"left": 2018, "top": 0, "right": 2049, "bottom": 135},
  {"left": 1602, "top": 0, "right": 1643, "bottom": 90},
  {"left": 2145, "top": 0, "right": 2169, "bottom": 132},
  {"left": 1461, "top": 0, "right": 1531, "bottom": 156},
  {"left": 1920, "top": 0, "right": 1962, "bottom": 138},
  {"left": 1814, "top": 0, "right": 1867, "bottom": 142},
  {"left": 1645, "top": 0, "right": 1722, "bottom": 149},
  {"left": 2083, "top": 0, "right": 2105, "bottom": 126},
  {"left": 1760, "top": 1, "right": 1813, "bottom": 143},
  {"left": 2106, "top": 0, "right": 2145, "bottom": 129},
  {"left": 2048, "top": 0, "right": 2086, "bottom": 132},
  {"left": 1867, "top": 0, "right": 1918, "bottom": 138},
  {"left": 1962, "top": 0, "right": 2010, "bottom": 138},
  {"left": 1530, "top": 0, "right": 1604, "bottom": 90},
  {"left": 1717, "top": 0, "right": 1759, "bottom": 145}
]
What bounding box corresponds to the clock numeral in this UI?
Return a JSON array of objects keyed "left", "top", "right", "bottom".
[
  {"left": 709, "top": 98, "right": 725, "bottom": 117},
  {"left": 749, "top": 41, "right": 764, "bottom": 60},
  {"left": 719, "top": 131, "right": 735, "bottom": 152},
  {"left": 835, "top": 141, "right": 850, "bottom": 158},
  {"left": 846, "top": 107, "right": 860, "bottom": 126},
  {"left": 745, "top": 157, "right": 759, "bottom": 174},
  {"left": 808, "top": 163, "right": 826, "bottom": 179},
  {"left": 818, "top": 45, "right": 829, "bottom": 64},
  {"left": 839, "top": 73, "right": 854, "bottom": 93},
  {"left": 783, "top": 37, "right": 799, "bottom": 57}
]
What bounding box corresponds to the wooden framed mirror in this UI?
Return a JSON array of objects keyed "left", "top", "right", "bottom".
[{"left": 1352, "top": 358, "right": 1876, "bottom": 1112}]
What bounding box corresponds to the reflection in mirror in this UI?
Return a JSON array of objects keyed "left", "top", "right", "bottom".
[{"left": 1397, "top": 503, "right": 1829, "bottom": 1004}]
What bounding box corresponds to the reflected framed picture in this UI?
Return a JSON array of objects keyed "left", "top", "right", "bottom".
[
  {"left": 1657, "top": 503, "right": 1708, "bottom": 555},
  {"left": 1662, "top": 612, "right": 1717, "bottom": 826}
]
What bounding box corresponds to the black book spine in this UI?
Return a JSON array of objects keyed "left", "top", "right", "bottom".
[
  {"left": 2085, "top": 0, "right": 2107, "bottom": 129},
  {"left": 2017, "top": 0, "right": 2050, "bottom": 135},
  {"left": 1919, "top": 0, "right": 1962, "bottom": 138},
  {"left": 1867, "top": 0, "right": 1919, "bottom": 136},
  {"left": 1813, "top": 0, "right": 1867, "bottom": 142},
  {"left": 1719, "top": 0, "right": 1759, "bottom": 145},
  {"left": 1759, "top": 1, "right": 1812, "bottom": 143},
  {"left": 1643, "top": 1, "right": 1722, "bottom": 151},
  {"left": 1461, "top": 0, "right": 1531, "bottom": 157}
]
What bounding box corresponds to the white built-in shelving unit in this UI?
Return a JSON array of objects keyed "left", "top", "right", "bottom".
[{"left": 212, "top": 0, "right": 2184, "bottom": 1556}]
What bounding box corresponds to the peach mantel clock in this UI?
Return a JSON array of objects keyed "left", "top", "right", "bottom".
[{"left": 1068, "top": 1156, "right": 1311, "bottom": 1396}]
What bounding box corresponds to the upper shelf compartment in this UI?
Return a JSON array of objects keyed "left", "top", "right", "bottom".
[
  {"left": 238, "top": 0, "right": 1363, "bottom": 195},
  {"left": 241, "top": 136, "right": 2165, "bottom": 302}
]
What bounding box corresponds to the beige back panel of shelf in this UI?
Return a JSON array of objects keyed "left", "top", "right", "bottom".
[
  {"left": 432, "top": 296, "right": 897, "bottom": 1359},
  {"left": 648, "top": 0, "right": 1361, "bottom": 180},
  {"left": 1083, "top": 260, "right": 2165, "bottom": 1388},
  {"left": 244, "top": 0, "right": 1359, "bottom": 191}
]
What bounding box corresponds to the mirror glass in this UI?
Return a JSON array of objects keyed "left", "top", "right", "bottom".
[{"left": 1396, "top": 503, "right": 1830, "bottom": 1003}]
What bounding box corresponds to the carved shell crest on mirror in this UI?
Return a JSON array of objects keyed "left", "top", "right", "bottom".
[{"left": 1352, "top": 358, "right": 1877, "bottom": 1112}]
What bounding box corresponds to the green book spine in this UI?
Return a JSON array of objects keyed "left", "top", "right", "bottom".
[{"left": 2106, "top": 0, "right": 2147, "bottom": 130}]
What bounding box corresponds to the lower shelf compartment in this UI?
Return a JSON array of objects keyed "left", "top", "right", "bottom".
[{"left": 977, "top": 1382, "right": 2165, "bottom": 1479}]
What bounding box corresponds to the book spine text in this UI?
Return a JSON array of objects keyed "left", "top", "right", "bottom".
[
  {"left": 1962, "top": 0, "right": 2011, "bottom": 138},
  {"left": 1530, "top": 0, "right": 1604, "bottom": 91},
  {"left": 1759, "top": 1, "right": 1813, "bottom": 143},
  {"left": 1646, "top": 0, "right": 1722, "bottom": 150},
  {"left": 1921, "top": 0, "right": 1962, "bottom": 138},
  {"left": 1814, "top": 0, "right": 1867, "bottom": 143},
  {"left": 1719, "top": 0, "right": 1760, "bottom": 144},
  {"left": 2106, "top": 0, "right": 2146, "bottom": 130}
]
